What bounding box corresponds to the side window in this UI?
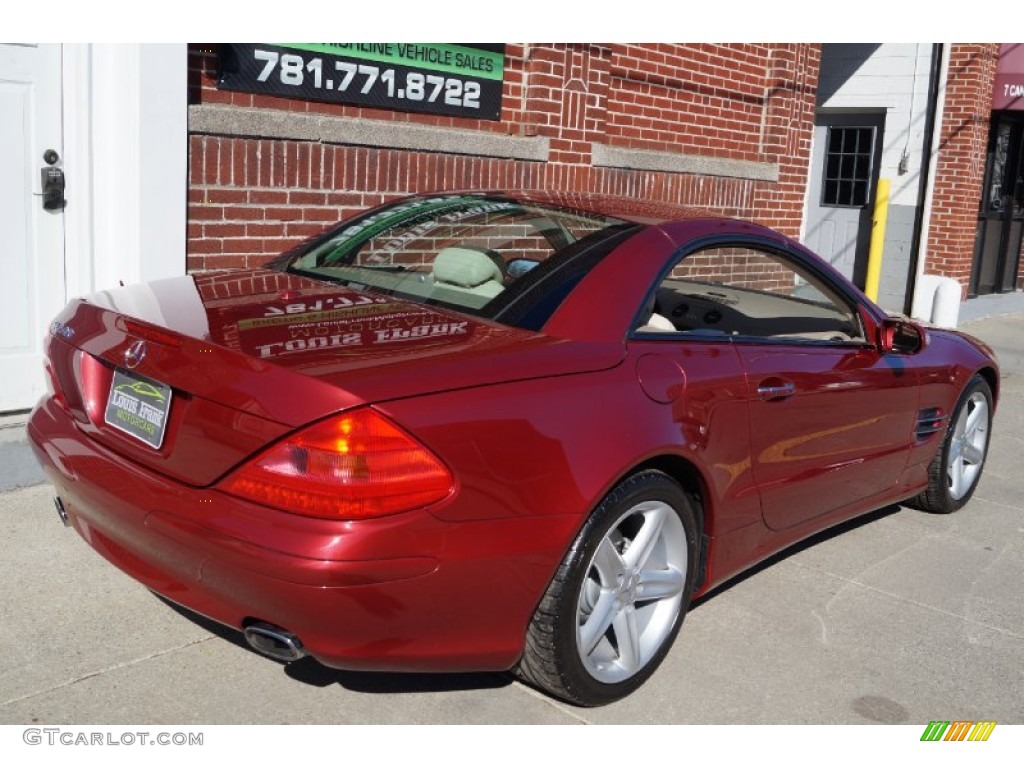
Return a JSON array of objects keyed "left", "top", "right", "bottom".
[{"left": 636, "top": 245, "right": 864, "bottom": 342}]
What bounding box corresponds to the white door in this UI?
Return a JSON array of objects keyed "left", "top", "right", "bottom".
[{"left": 0, "top": 44, "right": 66, "bottom": 412}]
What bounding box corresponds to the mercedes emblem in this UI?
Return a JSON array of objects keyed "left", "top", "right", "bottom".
[{"left": 124, "top": 340, "right": 147, "bottom": 370}]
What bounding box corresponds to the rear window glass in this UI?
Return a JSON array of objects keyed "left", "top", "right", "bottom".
[{"left": 276, "top": 194, "right": 633, "bottom": 326}]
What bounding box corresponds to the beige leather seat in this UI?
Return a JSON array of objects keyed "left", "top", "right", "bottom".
[
  {"left": 642, "top": 312, "right": 675, "bottom": 332},
  {"left": 431, "top": 247, "right": 506, "bottom": 300}
]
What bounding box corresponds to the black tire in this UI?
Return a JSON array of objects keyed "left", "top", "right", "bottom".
[
  {"left": 909, "top": 374, "right": 993, "bottom": 514},
  {"left": 515, "top": 470, "right": 699, "bottom": 706}
]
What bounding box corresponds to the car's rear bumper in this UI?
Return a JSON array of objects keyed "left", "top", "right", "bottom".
[{"left": 28, "top": 397, "right": 578, "bottom": 673}]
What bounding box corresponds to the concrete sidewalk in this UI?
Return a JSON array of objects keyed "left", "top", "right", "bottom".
[
  {"left": 1, "top": 312, "right": 1022, "bottom": 723},
  {"left": 0, "top": 413, "right": 44, "bottom": 492}
]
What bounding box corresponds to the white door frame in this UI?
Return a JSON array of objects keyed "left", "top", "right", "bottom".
[
  {"left": 0, "top": 44, "right": 187, "bottom": 411},
  {"left": 62, "top": 44, "right": 188, "bottom": 301},
  {"left": 0, "top": 44, "right": 66, "bottom": 412}
]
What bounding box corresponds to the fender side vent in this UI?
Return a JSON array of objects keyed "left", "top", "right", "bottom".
[{"left": 915, "top": 408, "right": 946, "bottom": 442}]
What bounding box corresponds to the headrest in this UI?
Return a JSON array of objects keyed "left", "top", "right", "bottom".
[{"left": 433, "top": 247, "right": 504, "bottom": 288}]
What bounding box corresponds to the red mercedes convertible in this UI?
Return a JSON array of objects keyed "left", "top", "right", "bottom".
[{"left": 28, "top": 191, "right": 997, "bottom": 706}]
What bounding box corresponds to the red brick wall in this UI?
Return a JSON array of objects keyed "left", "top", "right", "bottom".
[
  {"left": 925, "top": 44, "right": 1000, "bottom": 295},
  {"left": 187, "top": 43, "right": 820, "bottom": 272},
  {"left": 752, "top": 44, "right": 821, "bottom": 236},
  {"left": 672, "top": 247, "right": 794, "bottom": 294},
  {"left": 606, "top": 44, "right": 772, "bottom": 160}
]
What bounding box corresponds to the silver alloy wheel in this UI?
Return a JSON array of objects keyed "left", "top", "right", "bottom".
[
  {"left": 947, "top": 391, "right": 989, "bottom": 500},
  {"left": 576, "top": 500, "right": 687, "bottom": 684}
]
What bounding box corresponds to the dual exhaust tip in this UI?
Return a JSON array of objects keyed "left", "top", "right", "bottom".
[{"left": 54, "top": 496, "right": 306, "bottom": 665}]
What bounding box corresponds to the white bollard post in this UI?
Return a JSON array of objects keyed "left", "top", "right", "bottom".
[
  {"left": 911, "top": 274, "right": 941, "bottom": 322},
  {"left": 931, "top": 277, "right": 962, "bottom": 329}
]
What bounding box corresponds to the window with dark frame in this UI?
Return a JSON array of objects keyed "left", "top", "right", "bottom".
[
  {"left": 822, "top": 127, "right": 874, "bottom": 207},
  {"left": 638, "top": 244, "right": 864, "bottom": 342}
]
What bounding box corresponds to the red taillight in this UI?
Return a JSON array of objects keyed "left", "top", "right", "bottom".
[{"left": 220, "top": 408, "right": 453, "bottom": 520}]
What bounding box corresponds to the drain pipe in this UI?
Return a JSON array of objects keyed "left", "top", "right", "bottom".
[{"left": 905, "top": 43, "right": 949, "bottom": 316}]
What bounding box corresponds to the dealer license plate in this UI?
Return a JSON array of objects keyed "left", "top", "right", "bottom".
[{"left": 104, "top": 369, "right": 173, "bottom": 449}]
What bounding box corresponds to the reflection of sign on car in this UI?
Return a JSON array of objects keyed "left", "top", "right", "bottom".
[
  {"left": 375, "top": 200, "right": 519, "bottom": 259},
  {"left": 205, "top": 283, "right": 479, "bottom": 360},
  {"left": 261, "top": 294, "right": 388, "bottom": 317},
  {"left": 250, "top": 318, "right": 470, "bottom": 359},
  {"left": 243, "top": 304, "right": 389, "bottom": 330}
]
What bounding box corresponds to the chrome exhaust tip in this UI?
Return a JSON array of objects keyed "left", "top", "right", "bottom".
[
  {"left": 243, "top": 622, "right": 307, "bottom": 663},
  {"left": 54, "top": 497, "right": 70, "bottom": 527}
]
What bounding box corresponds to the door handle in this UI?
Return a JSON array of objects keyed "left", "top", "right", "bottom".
[
  {"left": 40, "top": 166, "right": 66, "bottom": 211},
  {"left": 757, "top": 381, "right": 796, "bottom": 401}
]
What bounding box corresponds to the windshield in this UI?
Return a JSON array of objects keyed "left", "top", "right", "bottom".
[{"left": 271, "top": 194, "right": 635, "bottom": 327}]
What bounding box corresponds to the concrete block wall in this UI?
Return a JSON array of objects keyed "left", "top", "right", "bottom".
[{"left": 186, "top": 43, "right": 820, "bottom": 273}]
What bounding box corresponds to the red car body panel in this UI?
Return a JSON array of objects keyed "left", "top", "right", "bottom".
[
  {"left": 30, "top": 397, "right": 581, "bottom": 671},
  {"left": 28, "top": 192, "right": 1000, "bottom": 675}
]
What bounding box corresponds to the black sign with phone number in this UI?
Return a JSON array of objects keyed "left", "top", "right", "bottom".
[{"left": 218, "top": 43, "right": 504, "bottom": 121}]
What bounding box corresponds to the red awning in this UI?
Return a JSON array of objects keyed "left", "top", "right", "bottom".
[{"left": 993, "top": 44, "right": 1024, "bottom": 111}]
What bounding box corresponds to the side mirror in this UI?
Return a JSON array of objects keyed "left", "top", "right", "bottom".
[{"left": 879, "top": 318, "right": 927, "bottom": 355}]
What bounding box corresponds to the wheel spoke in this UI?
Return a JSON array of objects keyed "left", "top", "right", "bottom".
[
  {"left": 636, "top": 567, "right": 685, "bottom": 601},
  {"left": 592, "top": 536, "right": 625, "bottom": 586},
  {"left": 962, "top": 442, "right": 985, "bottom": 465},
  {"left": 954, "top": 405, "right": 969, "bottom": 439},
  {"left": 612, "top": 605, "right": 640, "bottom": 672},
  {"left": 950, "top": 455, "right": 965, "bottom": 497},
  {"left": 948, "top": 440, "right": 961, "bottom": 463},
  {"left": 965, "top": 399, "right": 987, "bottom": 436},
  {"left": 578, "top": 590, "right": 618, "bottom": 656},
  {"left": 623, "top": 504, "right": 666, "bottom": 571}
]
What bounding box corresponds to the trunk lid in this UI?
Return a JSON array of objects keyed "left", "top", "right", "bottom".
[{"left": 46, "top": 269, "right": 622, "bottom": 485}]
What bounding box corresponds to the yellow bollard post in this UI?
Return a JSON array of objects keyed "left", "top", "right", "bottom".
[{"left": 864, "top": 178, "right": 890, "bottom": 302}]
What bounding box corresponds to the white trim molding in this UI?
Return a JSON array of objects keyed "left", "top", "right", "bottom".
[
  {"left": 591, "top": 143, "right": 779, "bottom": 182},
  {"left": 189, "top": 104, "right": 550, "bottom": 162},
  {"left": 62, "top": 43, "right": 187, "bottom": 296}
]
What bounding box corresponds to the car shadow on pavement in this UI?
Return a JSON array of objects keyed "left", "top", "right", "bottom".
[
  {"left": 154, "top": 595, "right": 512, "bottom": 695},
  {"left": 154, "top": 502, "right": 903, "bottom": 697},
  {"left": 283, "top": 658, "right": 510, "bottom": 694},
  {"left": 689, "top": 503, "right": 903, "bottom": 610}
]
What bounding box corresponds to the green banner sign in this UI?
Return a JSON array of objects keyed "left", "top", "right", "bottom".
[
  {"left": 283, "top": 43, "right": 503, "bottom": 81},
  {"left": 218, "top": 43, "right": 505, "bottom": 121}
]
